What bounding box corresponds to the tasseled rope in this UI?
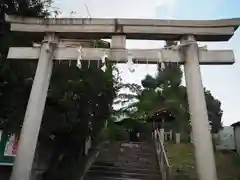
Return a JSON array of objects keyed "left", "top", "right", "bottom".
[
  {"left": 158, "top": 51, "right": 165, "bottom": 70},
  {"left": 127, "top": 54, "right": 135, "bottom": 73},
  {"left": 77, "top": 46, "right": 82, "bottom": 69},
  {"left": 101, "top": 51, "right": 108, "bottom": 72}
]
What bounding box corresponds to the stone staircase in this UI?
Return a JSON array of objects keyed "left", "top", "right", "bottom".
[{"left": 83, "top": 141, "right": 161, "bottom": 180}]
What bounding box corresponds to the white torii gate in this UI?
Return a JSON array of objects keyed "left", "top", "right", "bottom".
[{"left": 5, "top": 14, "right": 240, "bottom": 180}]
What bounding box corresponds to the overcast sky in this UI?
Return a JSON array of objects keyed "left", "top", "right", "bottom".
[{"left": 53, "top": 0, "right": 240, "bottom": 126}]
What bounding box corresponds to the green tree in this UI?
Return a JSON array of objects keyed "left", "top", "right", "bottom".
[
  {"left": 116, "top": 41, "right": 223, "bottom": 138},
  {"left": 205, "top": 89, "right": 223, "bottom": 133},
  {"left": 0, "top": 0, "right": 52, "bottom": 133}
]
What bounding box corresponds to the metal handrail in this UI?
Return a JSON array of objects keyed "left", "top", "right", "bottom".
[{"left": 153, "top": 129, "right": 170, "bottom": 180}]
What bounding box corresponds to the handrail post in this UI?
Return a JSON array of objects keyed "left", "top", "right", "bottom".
[
  {"left": 154, "top": 129, "right": 170, "bottom": 180},
  {"left": 160, "top": 149, "right": 164, "bottom": 180}
]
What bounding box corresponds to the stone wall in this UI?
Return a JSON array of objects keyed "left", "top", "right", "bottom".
[{"left": 234, "top": 126, "right": 240, "bottom": 153}]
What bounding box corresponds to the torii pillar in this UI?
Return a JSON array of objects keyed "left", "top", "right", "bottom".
[
  {"left": 10, "top": 33, "right": 57, "bottom": 180},
  {"left": 181, "top": 35, "right": 217, "bottom": 180}
]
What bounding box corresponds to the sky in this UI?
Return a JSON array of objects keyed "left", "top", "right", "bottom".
[{"left": 53, "top": 0, "right": 240, "bottom": 126}]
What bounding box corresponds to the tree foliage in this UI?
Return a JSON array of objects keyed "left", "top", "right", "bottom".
[
  {"left": 205, "top": 89, "right": 223, "bottom": 133},
  {"left": 117, "top": 41, "right": 223, "bottom": 135},
  {"left": 0, "top": 0, "right": 52, "bottom": 132}
]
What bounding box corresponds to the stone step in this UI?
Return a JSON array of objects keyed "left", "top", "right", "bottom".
[
  {"left": 93, "top": 160, "right": 158, "bottom": 167},
  {"left": 103, "top": 141, "right": 155, "bottom": 147},
  {"left": 97, "top": 152, "right": 157, "bottom": 158},
  {"left": 100, "top": 148, "right": 156, "bottom": 153},
  {"left": 113, "top": 141, "right": 152, "bottom": 144},
  {"left": 96, "top": 156, "right": 158, "bottom": 163},
  {"left": 92, "top": 162, "right": 160, "bottom": 169},
  {"left": 83, "top": 141, "right": 160, "bottom": 180},
  {"left": 90, "top": 165, "right": 161, "bottom": 175},
  {"left": 97, "top": 150, "right": 157, "bottom": 161},
  {"left": 86, "top": 170, "right": 161, "bottom": 180},
  {"left": 84, "top": 176, "right": 160, "bottom": 180}
]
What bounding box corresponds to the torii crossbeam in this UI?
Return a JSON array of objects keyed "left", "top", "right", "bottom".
[
  {"left": 8, "top": 47, "right": 235, "bottom": 65},
  {"left": 5, "top": 14, "right": 240, "bottom": 180}
]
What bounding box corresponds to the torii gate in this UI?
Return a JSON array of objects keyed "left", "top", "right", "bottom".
[{"left": 5, "top": 14, "right": 240, "bottom": 180}]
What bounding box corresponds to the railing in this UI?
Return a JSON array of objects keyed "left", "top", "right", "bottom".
[{"left": 154, "top": 129, "right": 170, "bottom": 180}]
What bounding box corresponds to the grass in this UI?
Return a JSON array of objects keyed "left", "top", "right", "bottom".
[{"left": 165, "top": 143, "right": 240, "bottom": 180}]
